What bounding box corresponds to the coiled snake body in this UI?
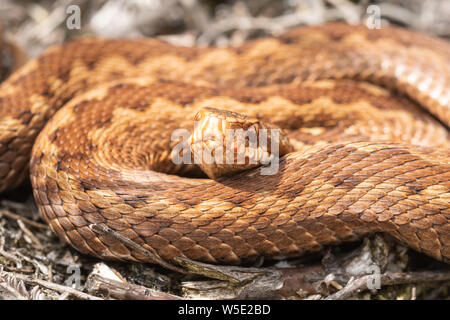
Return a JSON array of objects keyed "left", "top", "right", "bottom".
[{"left": 0, "top": 23, "right": 449, "bottom": 265}]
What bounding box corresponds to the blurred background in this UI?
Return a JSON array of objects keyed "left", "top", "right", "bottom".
[
  {"left": 0, "top": 0, "right": 449, "bottom": 300},
  {"left": 0, "top": 0, "right": 449, "bottom": 58}
]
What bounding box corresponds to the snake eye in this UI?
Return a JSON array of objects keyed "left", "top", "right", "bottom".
[{"left": 194, "top": 112, "right": 202, "bottom": 122}]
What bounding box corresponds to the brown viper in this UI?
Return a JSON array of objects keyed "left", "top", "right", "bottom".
[{"left": 0, "top": 23, "right": 449, "bottom": 266}]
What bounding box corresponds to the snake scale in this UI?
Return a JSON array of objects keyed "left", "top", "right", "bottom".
[{"left": 0, "top": 23, "right": 449, "bottom": 266}]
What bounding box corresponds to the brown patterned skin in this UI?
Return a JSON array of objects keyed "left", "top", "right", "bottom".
[{"left": 0, "top": 23, "right": 449, "bottom": 265}]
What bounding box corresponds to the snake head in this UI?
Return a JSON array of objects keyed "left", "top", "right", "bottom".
[{"left": 190, "top": 107, "right": 292, "bottom": 179}]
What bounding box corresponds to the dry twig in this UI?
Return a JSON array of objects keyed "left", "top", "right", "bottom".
[
  {"left": 86, "top": 273, "right": 183, "bottom": 300},
  {"left": 0, "top": 209, "right": 48, "bottom": 230},
  {"left": 4, "top": 271, "right": 103, "bottom": 300},
  {"left": 326, "top": 271, "right": 450, "bottom": 300},
  {"left": 89, "top": 223, "right": 186, "bottom": 274}
]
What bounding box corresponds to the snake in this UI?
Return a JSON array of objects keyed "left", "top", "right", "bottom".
[{"left": 0, "top": 23, "right": 449, "bottom": 266}]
